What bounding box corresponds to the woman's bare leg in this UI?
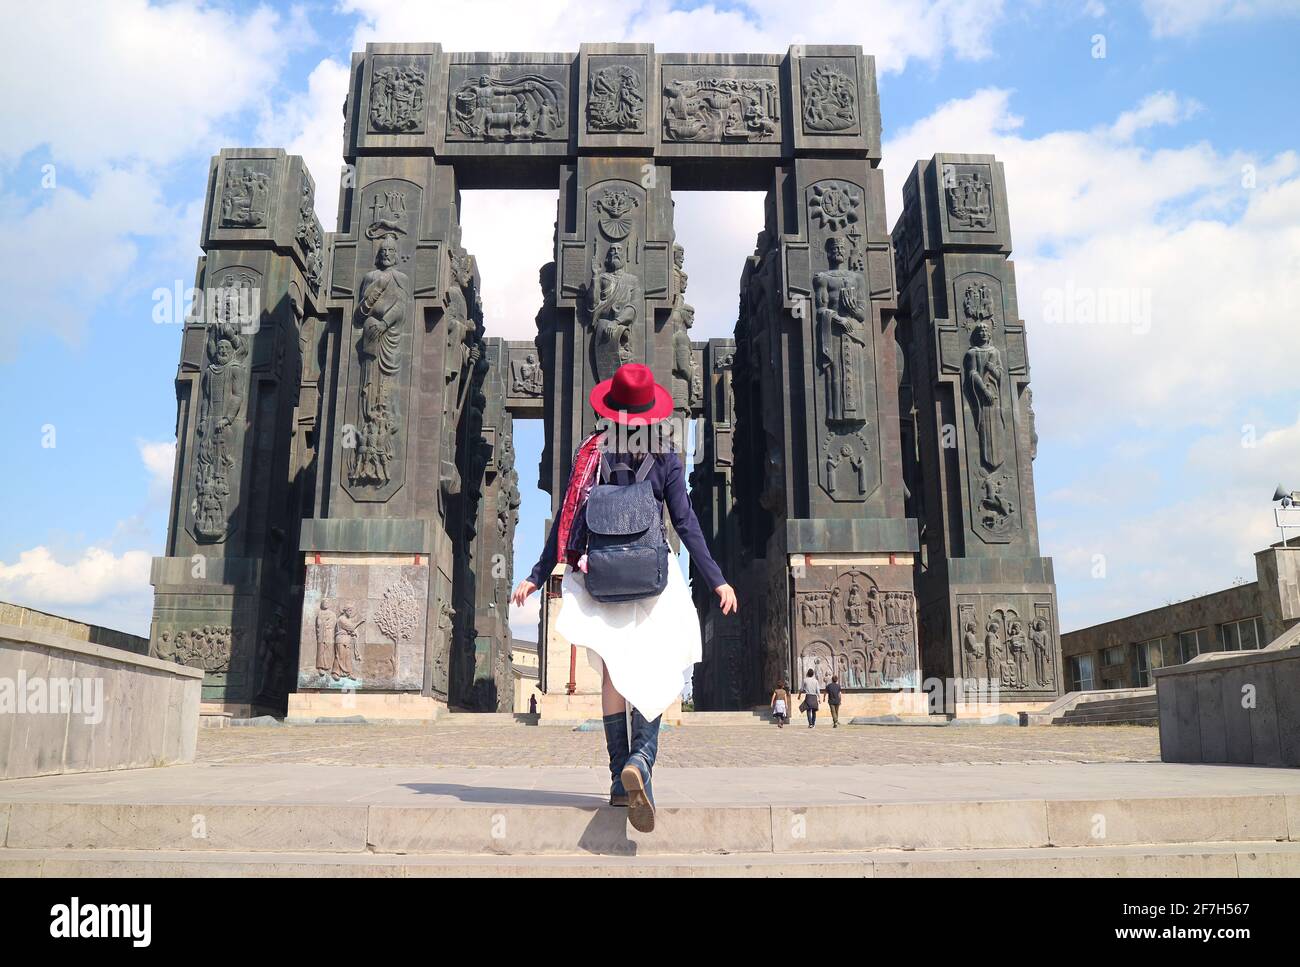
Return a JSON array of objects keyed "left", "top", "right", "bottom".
[{"left": 601, "top": 664, "right": 626, "bottom": 716}]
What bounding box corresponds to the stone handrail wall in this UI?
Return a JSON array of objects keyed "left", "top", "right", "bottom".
[{"left": 0, "top": 624, "right": 203, "bottom": 780}]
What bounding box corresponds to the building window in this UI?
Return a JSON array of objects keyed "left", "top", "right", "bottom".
[
  {"left": 1136, "top": 638, "right": 1165, "bottom": 687},
  {"left": 1176, "top": 629, "right": 1206, "bottom": 664},
  {"left": 1102, "top": 645, "right": 1126, "bottom": 667},
  {"left": 1069, "top": 655, "right": 1095, "bottom": 691},
  {"left": 1218, "top": 617, "right": 1266, "bottom": 652}
]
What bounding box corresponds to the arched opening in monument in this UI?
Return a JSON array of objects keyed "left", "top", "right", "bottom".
[
  {"left": 668, "top": 190, "right": 766, "bottom": 709},
  {"left": 453, "top": 189, "right": 556, "bottom": 710}
]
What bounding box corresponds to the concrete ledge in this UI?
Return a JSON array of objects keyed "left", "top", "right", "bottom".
[
  {"left": 773, "top": 800, "right": 1049, "bottom": 852},
  {"left": 6, "top": 841, "right": 1298, "bottom": 878},
  {"left": 1045, "top": 795, "right": 1290, "bottom": 847},
  {"left": 6, "top": 802, "right": 369, "bottom": 852}
]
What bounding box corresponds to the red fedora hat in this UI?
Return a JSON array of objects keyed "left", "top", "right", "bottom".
[{"left": 590, "top": 363, "right": 674, "bottom": 425}]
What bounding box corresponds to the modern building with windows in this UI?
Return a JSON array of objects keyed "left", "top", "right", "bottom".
[{"left": 1061, "top": 544, "right": 1299, "bottom": 691}]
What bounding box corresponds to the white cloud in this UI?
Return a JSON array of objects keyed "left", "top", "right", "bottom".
[
  {"left": 0, "top": 438, "right": 176, "bottom": 636},
  {"left": 0, "top": 0, "right": 306, "bottom": 172},
  {"left": 1141, "top": 0, "right": 1300, "bottom": 37},
  {"left": 137, "top": 438, "right": 176, "bottom": 502},
  {"left": 339, "top": 0, "right": 1007, "bottom": 72},
  {"left": 0, "top": 167, "right": 191, "bottom": 358}
]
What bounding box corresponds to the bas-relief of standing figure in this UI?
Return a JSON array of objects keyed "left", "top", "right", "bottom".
[
  {"left": 814, "top": 235, "right": 870, "bottom": 424},
  {"left": 1031, "top": 618, "right": 1052, "bottom": 687},
  {"left": 351, "top": 234, "right": 409, "bottom": 486},
  {"left": 1007, "top": 620, "right": 1027, "bottom": 688},
  {"left": 194, "top": 289, "right": 249, "bottom": 542},
  {"left": 962, "top": 619, "right": 983, "bottom": 676},
  {"left": 984, "top": 618, "right": 1002, "bottom": 684},
  {"left": 440, "top": 249, "right": 483, "bottom": 496},
  {"left": 331, "top": 605, "right": 365, "bottom": 680},
  {"left": 314, "top": 600, "right": 337, "bottom": 675},
  {"left": 669, "top": 244, "right": 701, "bottom": 415},
  {"left": 964, "top": 321, "right": 1005, "bottom": 471},
  {"left": 589, "top": 242, "right": 640, "bottom": 381}
]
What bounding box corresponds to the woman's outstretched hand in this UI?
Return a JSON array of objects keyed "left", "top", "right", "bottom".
[
  {"left": 715, "top": 583, "right": 738, "bottom": 615},
  {"left": 511, "top": 579, "right": 537, "bottom": 607}
]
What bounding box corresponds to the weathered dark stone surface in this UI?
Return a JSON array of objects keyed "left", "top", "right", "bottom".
[{"left": 892, "top": 153, "right": 1061, "bottom": 705}]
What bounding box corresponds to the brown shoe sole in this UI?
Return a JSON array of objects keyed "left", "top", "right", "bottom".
[
  {"left": 609, "top": 793, "right": 629, "bottom": 807},
  {"left": 620, "top": 764, "right": 655, "bottom": 832}
]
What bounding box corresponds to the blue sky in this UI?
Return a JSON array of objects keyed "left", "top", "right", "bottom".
[{"left": 2, "top": 0, "right": 1298, "bottom": 641}]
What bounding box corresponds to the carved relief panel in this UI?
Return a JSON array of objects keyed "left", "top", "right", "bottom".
[
  {"left": 942, "top": 162, "right": 997, "bottom": 234},
  {"left": 298, "top": 561, "right": 430, "bottom": 691},
  {"left": 802, "top": 177, "right": 883, "bottom": 502},
  {"left": 368, "top": 56, "right": 430, "bottom": 134},
  {"left": 949, "top": 271, "right": 1024, "bottom": 544},
  {"left": 585, "top": 55, "right": 647, "bottom": 134},
  {"left": 186, "top": 266, "right": 259, "bottom": 545},
  {"left": 660, "top": 62, "right": 781, "bottom": 145},
  {"left": 956, "top": 596, "right": 1056, "bottom": 694},
  {"left": 341, "top": 178, "right": 422, "bottom": 503},
  {"left": 794, "top": 566, "right": 918, "bottom": 690},
  {"left": 446, "top": 63, "right": 569, "bottom": 143}
]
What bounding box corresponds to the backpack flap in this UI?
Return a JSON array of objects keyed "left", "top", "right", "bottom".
[{"left": 584, "top": 481, "right": 660, "bottom": 537}]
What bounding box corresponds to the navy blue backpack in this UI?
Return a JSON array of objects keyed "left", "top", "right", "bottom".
[{"left": 582, "top": 452, "right": 669, "bottom": 603}]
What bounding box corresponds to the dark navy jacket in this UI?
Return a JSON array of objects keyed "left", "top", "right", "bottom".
[{"left": 526, "top": 450, "right": 726, "bottom": 591}]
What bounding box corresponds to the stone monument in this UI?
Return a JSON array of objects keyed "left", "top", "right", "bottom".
[{"left": 149, "top": 43, "right": 1061, "bottom": 719}]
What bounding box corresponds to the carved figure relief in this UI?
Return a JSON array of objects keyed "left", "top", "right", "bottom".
[
  {"left": 809, "top": 182, "right": 862, "bottom": 234},
  {"left": 959, "top": 601, "right": 1055, "bottom": 690},
  {"left": 296, "top": 172, "right": 324, "bottom": 294},
  {"left": 820, "top": 429, "right": 872, "bottom": 499},
  {"left": 944, "top": 165, "right": 994, "bottom": 230},
  {"left": 963, "top": 321, "right": 1004, "bottom": 471},
  {"left": 795, "top": 570, "right": 916, "bottom": 689},
  {"left": 814, "top": 235, "right": 871, "bottom": 424},
  {"left": 220, "top": 164, "right": 270, "bottom": 228},
  {"left": 156, "top": 626, "right": 233, "bottom": 673},
  {"left": 588, "top": 241, "right": 641, "bottom": 382},
  {"left": 369, "top": 63, "right": 427, "bottom": 133},
  {"left": 451, "top": 72, "right": 565, "bottom": 141},
  {"left": 663, "top": 75, "right": 778, "bottom": 142},
  {"left": 588, "top": 64, "right": 644, "bottom": 132},
  {"left": 802, "top": 65, "right": 857, "bottom": 133},
  {"left": 510, "top": 351, "right": 543, "bottom": 396},
  {"left": 350, "top": 233, "right": 409, "bottom": 487},
  {"left": 441, "top": 245, "right": 483, "bottom": 496},
  {"left": 193, "top": 274, "right": 253, "bottom": 542},
  {"left": 669, "top": 243, "right": 702, "bottom": 414}
]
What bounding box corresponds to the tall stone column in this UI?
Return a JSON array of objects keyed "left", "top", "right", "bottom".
[
  {"left": 150, "top": 148, "right": 325, "bottom": 716},
  {"left": 295, "top": 44, "right": 488, "bottom": 709},
  {"left": 730, "top": 47, "right": 922, "bottom": 709},
  {"left": 690, "top": 339, "right": 746, "bottom": 708},
  {"left": 892, "top": 154, "right": 1062, "bottom": 705}
]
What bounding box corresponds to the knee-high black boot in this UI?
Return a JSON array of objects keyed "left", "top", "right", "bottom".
[
  {"left": 621, "top": 708, "right": 661, "bottom": 833},
  {"left": 603, "top": 712, "right": 630, "bottom": 807}
]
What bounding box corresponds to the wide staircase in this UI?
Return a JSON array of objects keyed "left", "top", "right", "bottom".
[
  {"left": 4, "top": 763, "right": 1298, "bottom": 877},
  {"left": 1055, "top": 691, "right": 1159, "bottom": 726}
]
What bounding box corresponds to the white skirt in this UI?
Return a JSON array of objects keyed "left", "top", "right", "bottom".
[{"left": 555, "top": 555, "right": 702, "bottom": 721}]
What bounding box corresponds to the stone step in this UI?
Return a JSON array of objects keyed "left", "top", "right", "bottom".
[
  {"left": 1064, "top": 697, "right": 1159, "bottom": 715},
  {"left": 4, "top": 792, "right": 1293, "bottom": 856},
  {"left": 4, "top": 840, "right": 1298, "bottom": 878},
  {"left": 678, "top": 711, "right": 771, "bottom": 725},
  {"left": 1059, "top": 712, "right": 1159, "bottom": 726}
]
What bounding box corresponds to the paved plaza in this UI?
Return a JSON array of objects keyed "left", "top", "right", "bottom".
[{"left": 194, "top": 722, "right": 1160, "bottom": 769}]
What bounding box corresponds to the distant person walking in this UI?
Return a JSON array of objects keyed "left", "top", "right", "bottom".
[
  {"left": 825, "top": 675, "right": 842, "bottom": 727},
  {"left": 770, "top": 681, "right": 790, "bottom": 728},
  {"left": 799, "top": 668, "right": 821, "bottom": 728}
]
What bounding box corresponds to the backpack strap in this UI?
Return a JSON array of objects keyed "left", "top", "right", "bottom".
[{"left": 633, "top": 452, "right": 655, "bottom": 482}]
